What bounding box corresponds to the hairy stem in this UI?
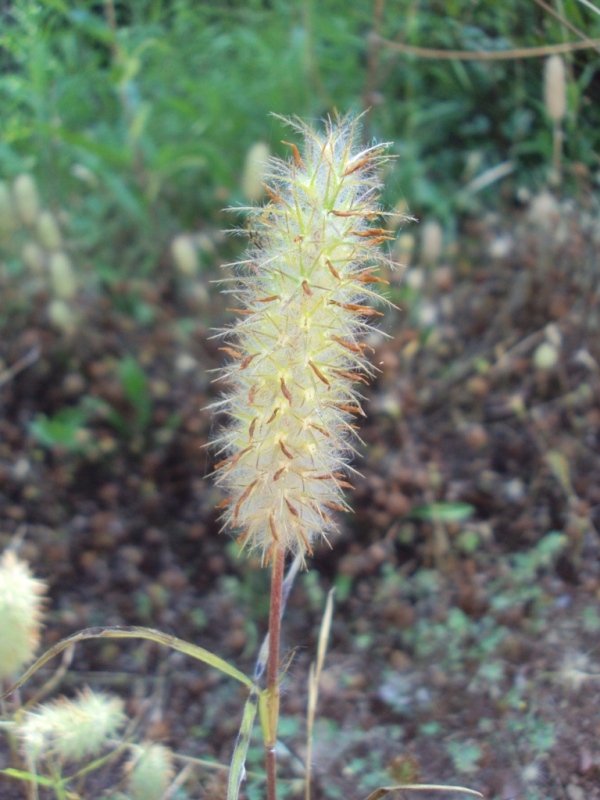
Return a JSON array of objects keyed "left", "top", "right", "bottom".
[{"left": 265, "top": 545, "right": 285, "bottom": 800}]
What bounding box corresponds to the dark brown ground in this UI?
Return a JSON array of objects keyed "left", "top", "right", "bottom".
[{"left": 1, "top": 188, "right": 599, "bottom": 800}]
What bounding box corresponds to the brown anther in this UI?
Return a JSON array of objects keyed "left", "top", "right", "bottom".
[
  {"left": 335, "top": 480, "right": 355, "bottom": 490},
  {"left": 248, "top": 418, "right": 257, "bottom": 440},
  {"left": 282, "top": 141, "right": 306, "bottom": 170},
  {"left": 299, "top": 528, "right": 313, "bottom": 555},
  {"left": 273, "top": 467, "right": 286, "bottom": 482},
  {"left": 353, "top": 228, "right": 392, "bottom": 238},
  {"left": 240, "top": 353, "right": 258, "bottom": 370},
  {"left": 233, "top": 479, "right": 257, "bottom": 523},
  {"left": 269, "top": 514, "right": 280, "bottom": 542},
  {"left": 325, "top": 258, "right": 341, "bottom": 280},
  {"left": 366, "top": 236, "right": 393, "bottom": 246},
  {"left": 279, "top": 440, "right": 294, "bottom": 459},
  {"left": 308, "top": 360, "right": 330, "bottom": 388},
  {"left": 213, "top": 446, "right": 252, "bottom": 471},
  {"left": 248, "top": 384, "right": 258, "bottom": 405},
  {"left": 309, "top": 423, "right": 330, "bottom": 438},
  {"left": 264, "top": 541, "right": 277, "bottom": 565},
  {"left": 329, "top": 209, "right": 361, "bottom": 217},
  {"left": 263, "top": 184, "right": 283, "bottom": 204},
  {"left": 236, "top": 529, "right": 250, "bottom": 545},
  {"left": 293, "top": 235, "right": 304, "bottom": 244},
  {"left": 285, "top": 498, "right": 300, "bottom": 518},
  {"left": 280, "top": 377, "right": 293, "bottom": 406},
  {"left": 215, "top": 497, "right": 231, "bottom": 509},
  {"left": 357, "top": 272, "right": 389, "bottom": 285},
  {"left": 218, "top": 346, "right": 244, "bottom": 360},
  {"left": 342, "top": 149, "right": 384, "bottom": 177},
  {"left": 266, "top": 407, "right": 279, "bottom": 425},
  {"left": 226, "top": 308, "right": 254, "bottom": 315},
  {"left": 331, "top": 334, "right": 362, "bottom": 353},
  {"left": 332, "top": 369, "right": 370, "bottom": 384},
  {"left": 329, "top": 300, "right": 384, "bottom": 317},
  {"left": 301, "top": 280, "right": 313, "bottom": 296},
  {"left": 336, "top": 403, "right": 365, "bottom": 416},
  {"left": 257, "top": 295, "right": 280, "bottom": 303},
  {"left": 324, "top": 501, "right": 346, "bottom": 512}
]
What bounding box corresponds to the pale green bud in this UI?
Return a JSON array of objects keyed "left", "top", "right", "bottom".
[
  {"left": 126, "top": 742, "right": 174, "bottom": 800},
  {"left": 0, "top": 180, "right": 17, "bottom": 235},
  {"left": 21, "top": 241, "right": 46, "bottom": 274},
  {"left": 171, "top": 234, "right": 198, "bottom": 276},
  {"left": 0, "top": 551, "right": 46, "bottom": 680},
  {"left": 420, "top": 219, "right": 443, "bottom": 265},
  {"left": 20, "top": 688, "right": 126, "bottom": 762},
  {"left": 13, "top": 174, "right": 40, "bottom": 227},
  {"left": 533, "top": 342, "right": 559, "bottom": 372},
  {"left": 49, "top": 251, "right": 77, "bottom": 299},
  {"left": 36, "top": 211, "right": 62, "bottom": 251},
  {"left": 242, "top": 141, "right": 270, "bottom": 202},
  {"left": 48, "top": 299, "right": 78, "bottom": 334}
]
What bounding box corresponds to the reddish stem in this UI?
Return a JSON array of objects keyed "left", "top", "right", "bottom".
[{"left": 265, "top": 545, "right": 285, "bottom": 800}]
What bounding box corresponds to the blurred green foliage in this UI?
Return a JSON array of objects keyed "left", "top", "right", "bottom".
[{"left": 1, "top": 0, "right": 599, "bottom": 275}]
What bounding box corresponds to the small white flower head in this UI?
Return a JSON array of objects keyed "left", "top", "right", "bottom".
[
  {"left": 126, "top": 742, "right": 175, "bottom": 800},
  {"left": 0, "top": 550, "right": 46, "bottom": 680},
  {"left": 211, "top": 114, "right": 399, "bottom": 563},
  {"left": 20, "top": 688, "right": 126, "bottom": 763}
]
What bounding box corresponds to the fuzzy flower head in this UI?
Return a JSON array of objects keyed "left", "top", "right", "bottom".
[
  {"left": 0, "top": 550, "right": 46, "bottom": 680},
  {"left": 211, "top": 115, "right": 398, "bottom": 563},
  {"left": 20, "top": 688, "right": 126, "bottom": 763},
  {"left": 126, "top": 742, "right": 175, "bottom": 800}
]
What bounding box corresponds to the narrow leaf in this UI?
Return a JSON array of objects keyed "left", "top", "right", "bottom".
[{"left": 1, "top": 626, "right": 253, "bottom": 699}]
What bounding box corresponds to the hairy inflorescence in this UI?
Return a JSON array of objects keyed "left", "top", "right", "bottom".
[
  {"left": 0, "top": 550, "right": 46, "bottom": 680},
  {"left": 20, "top": 688, "right": 126, "bottom": 763},
  {"left": 211, "top": 115, "right": 397, "bottom": 563}
]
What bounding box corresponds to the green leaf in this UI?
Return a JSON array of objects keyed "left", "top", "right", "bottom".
[
  {"left": 1, "top": 768, "right": 55, "bottom": 787},
  {"left": 411, "top": 503, "right": 475, "bottom": 523},
  {"left": 29, "top": 407, "right": 90, "bottom": 453},
  {"left": 1, "top": 626, "right": 254, "bottom": 696},
  {"left": 227, "top": 689, "right": 259, "bottom": 800}
]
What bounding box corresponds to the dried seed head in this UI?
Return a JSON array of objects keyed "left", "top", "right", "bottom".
[
  {"left": 126, "top": 742, "right": 175, "bottom": 800},
  {"left": 13, "top": 174, "right": 40, "bottom": 227},
  {"left": 0, "top": 551, "right": 46, "bottom": 680},
  {"left": 544, "top": 55, "right": 566, "bottom": 124},
  {"left": 20, "top": 688, "right": 126, "bottom": 762},
  {"left": 211, "top": 115, "right": 400, "bottom": 562}
]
